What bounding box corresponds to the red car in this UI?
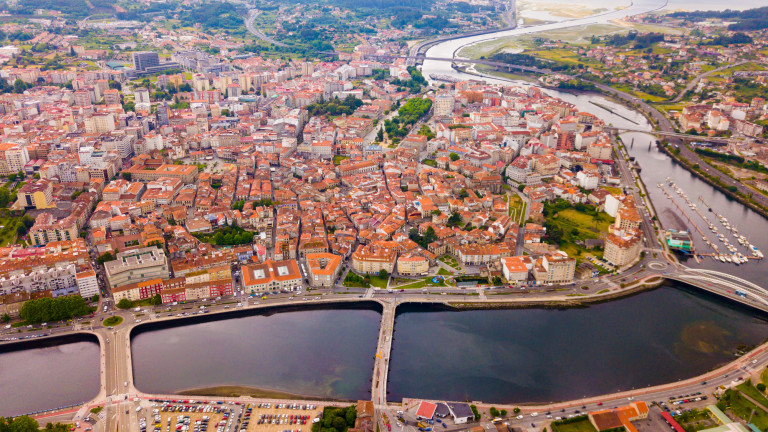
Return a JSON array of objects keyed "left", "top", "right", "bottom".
[{"left": 597, "top": 402, "right": 603, "bottom": 406}]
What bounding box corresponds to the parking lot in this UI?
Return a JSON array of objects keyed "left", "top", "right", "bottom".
[
  {"left": 139, "top": 400, "right": 239, "bottom": 432},
  {"left": 245, "top": 403, "right": 323, "bottom": 432}
]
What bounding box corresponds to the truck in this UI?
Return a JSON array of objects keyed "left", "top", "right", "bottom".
[{"left": 417, "top": 422, "right": 427, "bottom": 429}]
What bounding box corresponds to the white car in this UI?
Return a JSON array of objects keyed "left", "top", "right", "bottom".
[
  {"left": 516, "top": 415, "right": 523, "bottom": 420},
  {"left": 530, "top": 413, "right": 538, "bottom": 417}
]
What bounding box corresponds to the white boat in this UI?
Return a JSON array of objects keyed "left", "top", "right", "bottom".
[
  {"left": 725, "top": 256, "right": 733, "bottom": 263},
  {"left": 719, "top": 255, "right": 726, "bottom": 262}
]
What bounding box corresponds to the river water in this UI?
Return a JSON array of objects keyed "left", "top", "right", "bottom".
[
  {"left": 0, "top": 336, "right": 100, "bottom": 417},
  {"left": 388, "top": 285, "right": 768, "bottom": 403},
  {"left": 3, "top": 0, "right": 768, "bottom": 416},
  {"left": 131, "top": 304, "right": 381, "bottom": 400}
]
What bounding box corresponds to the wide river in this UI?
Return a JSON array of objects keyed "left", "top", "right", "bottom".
[
  {"left": 4, "top": 0, "right": 768, "bottom": 415},
  {"left": 0, "top": 335, "right": 100, "bottom": 417},
  {"left": 131, "top": 304, "right": 381, "bottom": 400},
  {"left": 389, "top": 285, "right": 768, "bottom": 403}
]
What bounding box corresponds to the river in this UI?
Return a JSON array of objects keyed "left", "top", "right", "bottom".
[
  {"left": 0, "top": 335, "right": 100, "bottom": 417},
  {"left": 4, "top": 0, "right": 768, "bottom": 415},
  {"left": 388, "top": 284, "right": 768, "bottom": 403},
  {"left": 130, "top": 304, "right": 381, "bottom": 400}
]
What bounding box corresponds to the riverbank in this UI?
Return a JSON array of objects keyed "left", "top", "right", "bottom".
[
  {"left": 472, "top": 65, "right": 768, "bottom": 224},
  {"left": 447, "top": 276, "right": 665, "bottom": 310},
  {"left": 658, "top": 142, "right": 768, "bottom": 221},
  {"left": 177, "top": 385, "right": 346, "bottom": 402}
]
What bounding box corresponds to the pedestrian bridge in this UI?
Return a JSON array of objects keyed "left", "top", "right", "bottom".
[{"left": 664, "top": 267, "right": 768, "bottom": 312}]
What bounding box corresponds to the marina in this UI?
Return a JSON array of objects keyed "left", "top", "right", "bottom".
[{"left": 657, "top": 178, "right": 762, "bottom": 265}]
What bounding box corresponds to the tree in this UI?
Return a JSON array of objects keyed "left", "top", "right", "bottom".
[
  {"left": 448, "top": 212, "right": 462, "bottom": 227},
  {"left": 489, "top": 407, "right": 499, "bottom": 417},
  {"left": 758, "top": 383, "right": 766, "bottom": 392},
  {"left": 418, "top": 124, "right": 435, "bottom": 140},
  {"left": 97, "top": 252, "right": 115, "bottom": 265},
  {"left": 513, "top": 408, "right": 520, "bottom": 414},
  {"left": 21, "top": 215, "right": 34, "bottom": 229},
  {"left": 19, "top": 296, "right": 92, "bottom": 323},
  {"left": 122, "top": 172, "right": 131, "bottom": 181},
  {"left": 91, "top": 294, "right": 99, "bottom": 303},
  {"left": 1, "top": 313, "right": 9, "bottom": 323},
  {"left": 376, "top": 128, "right": 384, "bottom": 142},
  {"left": 7, "top": 173, "right": 16, "bottom": 182},
  {"left": 517, "top": 184, "right": 525, "bottom": 192},
  {"left": 117, "top": 299, "right": 133, "bottom": 309},
  {"left": 0, "top": 187, "right": 11, "bottom": 207},
  {"left": 378, "top": 269, "right": 389, "bottom": 279},
  {"left": 0, "top": 415, "right": 41, "bottom": 431},
  {"left": 150, "top": 294, "right": 162, "bottom": 306},
  {"left": 458, "top": 189, "right": 469, "bottom": 198},
  {"left": 500, "top": 409, "right": 507, "bottom": 417},
  {"left": 470, "top": 404, "right": 480, "bottom": 421},
  {"left": 547, "top": 225, "right": 564, "bottom": 244},
  {"left": 16, "top": 225, "right": 26, "bottom": 236},
  {"left": 12, "top": 78, "right": 28, "bottom": 94},
  {"left": 449, "top": 153, "right": 460, "bottom": 161}
]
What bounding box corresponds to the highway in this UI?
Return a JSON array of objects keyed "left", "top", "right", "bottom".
[{"left": 244, "top": 10, "right": 288, "bottom": 48}]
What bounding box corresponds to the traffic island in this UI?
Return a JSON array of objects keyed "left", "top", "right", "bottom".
[{"left": 102, "top": 316, "right": 123, "bottom": 327}]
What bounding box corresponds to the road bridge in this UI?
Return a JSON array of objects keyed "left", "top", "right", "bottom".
[
  {"left": 605, "top": 126, "right": 735, "bottom": 144},
  {"left": 372, "top": 300, "right": 397, "bottom": 407},
  {"left": 663, "top": 267, "right": 768, "bottom": 312},
  {"left": 7, "top": 267, "right": 768, "bottom": 422}
]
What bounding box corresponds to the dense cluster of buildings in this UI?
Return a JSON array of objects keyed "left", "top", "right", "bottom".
[{"left": 0, "top": 24, "right": 654, "bottom": 316}]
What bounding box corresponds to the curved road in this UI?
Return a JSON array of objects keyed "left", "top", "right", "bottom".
[
  {"left": 671, "top": 60, "right": 748, "bottom": 103},
  {"left": 245, "top": 10, "right": 288, "bottom": 48}
]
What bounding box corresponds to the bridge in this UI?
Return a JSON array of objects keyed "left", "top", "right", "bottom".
[
  {"left": 664, "top": 267, "right": 768, "bottom": 311},
  {"left": 604, "top": 126, "right": 734, "bottom": 144},
  {"left": 5, "top": 263, "right": 768, "bottom": 427}
]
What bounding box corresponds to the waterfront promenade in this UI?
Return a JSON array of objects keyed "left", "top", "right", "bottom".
[{"left": 5, "top": 259, "right": 768, "bottom": 429}]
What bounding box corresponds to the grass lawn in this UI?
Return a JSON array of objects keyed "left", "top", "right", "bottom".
[
  {"left": 343, "top": 272, "right": 368, "bottom": 288},
  {"left": 333, "top": 155, "right": 349, "bottom": 166},
  {"left": 737, "top": 380, "right": 768, "bottom": 410},
  {"left": 508, "top": 195, "right": 526, "bottom": 224},
  {"left": 551, "top": 416, "right": 597, "bottom": 432},
  {"left": 438, "top": 268, "right": 452, "bottom": 276},
  {"left": 548, "top": 207, "right": 613, "bottom": 261},
  {"left": 368, "top": 275, "right": 389, "bottom": 289},
  {"left": 102, "top": 316, "right": 123, "bottom": 327},
  {"left": 0, "top": 216, "right": 22, "bottom": 247},
  {"left": 601, "top": 186, "right": 622, "bottom": 195},
  {"left": 396, "top": 276, "right": 447, "bottom": 290},
  {"left": 552, "top": 208, "right": 613, "bottom": 234},
  {"left": 673, "top": 408, "right": 716, "bottom": 431},
  {"left": 657, "top": 103, "right": 689, "bottom": 113},
  {"left": 722, "top": 389, "right": 768, "bottom": 431},
  {"left": 761, "top": 367, "right": 768, "bottom": 387},
  {"left": 439, "top": 255, "right": 461, "bottom": 269},
  {"left": 531, "top": 48, "right": 601, "bottom": 67}
]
